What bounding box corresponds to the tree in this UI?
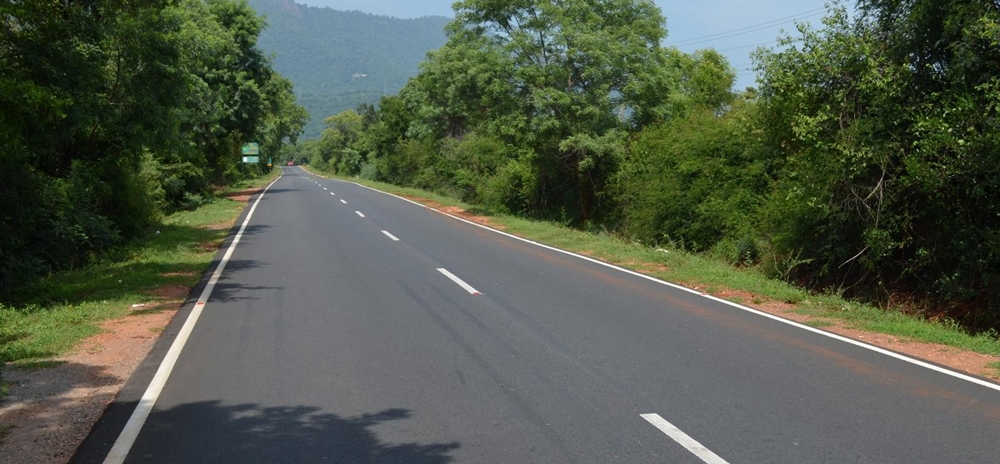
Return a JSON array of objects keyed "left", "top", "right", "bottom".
[
  {"left": 318, "top": 109, "right": 363, "bottom": 173},
  {"left": 753, "top": 0, "right": 1000, "bottom": 322},
  {"left": 259, "top": 74, "right": 309, "bottom": 164},
  {"left": 0, "top": 0, "right": 184, "bottom": 293},
  {"left": 0, "top": 0, "right": 305, "bottom": 297},
  {"left": 408, "top": 0, "right": 677, "bottom": 223}
]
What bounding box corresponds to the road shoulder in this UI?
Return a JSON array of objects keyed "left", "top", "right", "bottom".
[{"left": 0, "top": 177, "right": 276, "bottom": 464}]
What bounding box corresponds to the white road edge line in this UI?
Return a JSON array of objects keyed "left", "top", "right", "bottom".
[
  {"left": 340, "top": 179, "right": 1000, "bottom": 392},
  {"left": 641, "top": 414, "right": 729, "bottom": 464},
  {"left": 101, "top": 174, "right": 282, "bottom": 464},
  {"left": 437, "top": 268, "right": 481, "bottom": 295},
  {"left": 355, "top": 211, "right": 366, "bottom": 218},
  {"left": 381, "top": 230, "right": 400, "bottom": 241}
]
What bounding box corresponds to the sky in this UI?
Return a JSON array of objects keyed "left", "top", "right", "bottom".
[{"left": 294, "top": 0, "right": 836, "bottom": 90}]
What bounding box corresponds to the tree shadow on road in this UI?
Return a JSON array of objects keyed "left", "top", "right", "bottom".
[{"left": 127, "top": 402, "right": 459, "bottom": 463}]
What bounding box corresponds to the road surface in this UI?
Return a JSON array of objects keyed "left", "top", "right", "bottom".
[{"left": 74, "top": 166, "right": 1000, "bottom": 463}]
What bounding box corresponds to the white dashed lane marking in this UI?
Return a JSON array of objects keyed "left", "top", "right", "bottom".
[
  {"left": 436, "top": 268, "right": 481, "bottom": 295},
  {"left": 641, "top": 414, "right": 729, "bottom": 464}
]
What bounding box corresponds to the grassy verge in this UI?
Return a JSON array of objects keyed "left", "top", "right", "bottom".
[
  {"left": 321, "top": 171, "right": 1000, "bottom": 358},
  {"left": 0, "top": 171, "right": 278, "bottom": 366}
]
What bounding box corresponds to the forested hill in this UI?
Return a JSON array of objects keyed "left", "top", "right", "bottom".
[{"left": 248, "top": 0, "right": 449, "bottom": 138}]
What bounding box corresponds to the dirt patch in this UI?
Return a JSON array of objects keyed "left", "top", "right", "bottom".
[
  {"left": 704, "top": 288, "right": 1000, "bottom": 381},
  {"left": 0, "top": 306, "right": 179, "bottom": 463},
  {"left": 195, "top": 241, "right": 223, "bottom": 253},
  {"left": 400, "top": 195, "right": 506, "bottom": 230},
  {"left": 146, "top": 285, "right": 190, "bottom": 302},
  {"left": 201, "top": 222, "right": 234, "bottom": 231},
  {"left": 121, "top": 284, "right": 192, "bottom": 314},
  {"left": 615, "top": 258, "right": 669, "bottom": 274},
  {"left": 219, "top": 187, "right": 261, "bottom": 203},
  {"left": 160, "top": 271, "right": 198, "bottom": 277},
  {"left": 636, "top": 263, "right": 670, "bottom": 273},
  {"left": 827, "top": 325, "right": 999, "bottom": 380},
  {"left": 161, "top": 271, "right": 198, "bottom": 279}
]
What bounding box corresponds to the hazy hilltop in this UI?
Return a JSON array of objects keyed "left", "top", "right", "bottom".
[{"left": 249, "top": 0, "right": 449, "bottom": 138}]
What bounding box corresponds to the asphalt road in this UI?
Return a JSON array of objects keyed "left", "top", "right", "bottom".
[{"left": 75, "top": 166, "right": 1000, "bottom": 463}]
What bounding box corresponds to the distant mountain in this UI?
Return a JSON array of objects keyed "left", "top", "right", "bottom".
[{"left": 248, "top": 0, "right": 450, "bottom": 138}]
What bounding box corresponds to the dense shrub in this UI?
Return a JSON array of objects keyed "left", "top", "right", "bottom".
[
  {"left": 621, "top": 104, "right": 767, "bottom": 252},
  {"left": 0, "top": 0, "right": 305, "bottom": 298}
]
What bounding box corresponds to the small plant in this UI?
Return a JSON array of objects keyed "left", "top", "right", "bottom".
[
  {"left": 765, "top": 247, "right": 812, "bottom": 282},
  {"left": 806, "top": 320, "right": 835, "bottom": 328},
  {"left": 0, "top": 378, "right": 12, "bottom": 401},
  {"left": 0, "top": 423, "right": 15, "bottom": 442},
  {"left": 359, "top": 163, "right": 377, "bottom": 181},
  {"left": 735, "top": 234, "right": 759, "bottom": 266}
]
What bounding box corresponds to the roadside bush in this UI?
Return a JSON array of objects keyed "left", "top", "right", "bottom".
[
  {"left": 359, "top": 163, "right": 377, "bottom": 180},
  {"left": 337, "top": 148, "right": 364, "bottom": 176},
  {"left": 160, "top": 161, "right": 209, "bottom": 208},
  {"left": 621, "top": 105, "right": 766, "bottom": 250},
  {"left": 479, "top": 157, "right": 538, "bottom": 215},
  {"left": 442, "top": 133, "right": 520, "bottom": 203},
  {"left": 375, "top": 139, "right": 437, "bottom": 186},
  {"left": 107, "top": 153, "right": 165, "bottom": 237}
]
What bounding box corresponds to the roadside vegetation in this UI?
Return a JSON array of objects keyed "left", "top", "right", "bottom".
[
  {"left": 0, "top": 0, "right": 307, "bottom": 299},
  {"left": 317, "top": 173, "right": 1000, "bottom": 360},
  {"left": 0, "top": 171, "right": 278, "bottom": 367},
  {"left": 4, "top": 0, "right": 999, "bottom": 378},
  {"left": 0, "top": 0, "right": 302, "bottom": 390},
  {"left": 298, "top": 0, "right": 1000, "bottom": 349}
]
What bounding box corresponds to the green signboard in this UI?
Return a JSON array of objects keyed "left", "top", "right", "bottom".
[
  {"left": 242, "top": 156, "right": 260, "bottom": 163},
  {"left": 241, "top": 143, "right": 260, "bottom": 155}
]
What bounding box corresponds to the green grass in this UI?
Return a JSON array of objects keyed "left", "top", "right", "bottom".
[
  {"left": 0, "top": 423, "right": 14, "bottom": 442},
  {"left": 0, "top": 380, "right": 12, "bottom": 401},
  {"left": 322, "top": 170, "right": 1000, "bottom": 358},
  {"left": 9, "top": 360, "right": 66, "bottom": 371},
  {"left": 804, "top": 320, "right": 835, "bottom": 328},
  {"left": 0, "top": 171, "right": 278, "bottom": 365}
]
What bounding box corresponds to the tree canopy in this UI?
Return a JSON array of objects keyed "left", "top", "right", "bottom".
[
  {"left": 0, "top": 0, "right": 306, "bottom": 296},
  {"left": 305, "top": 0, "right": 1000, "bottom": 329}
]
